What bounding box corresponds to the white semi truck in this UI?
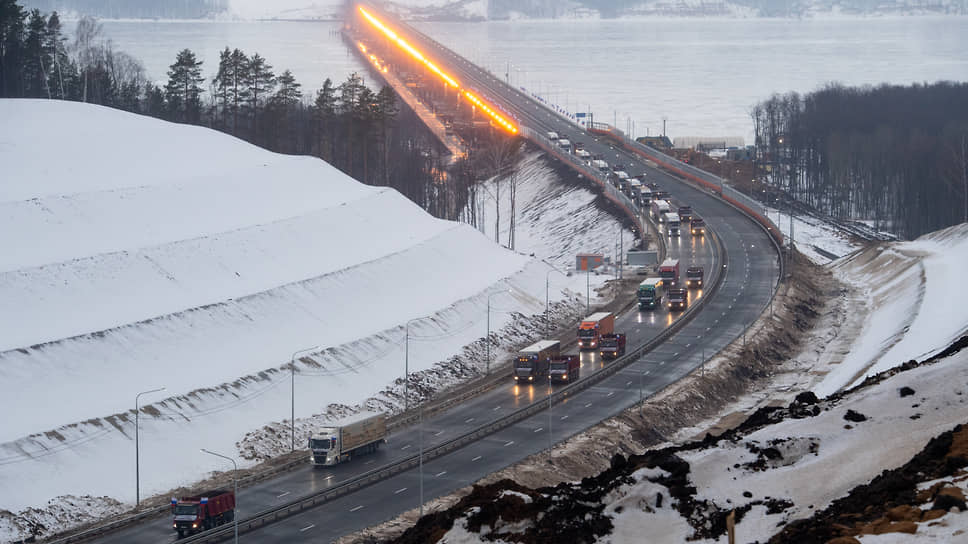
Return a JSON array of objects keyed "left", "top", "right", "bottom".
[{"left": 309, "top": 412, "right": 387, "bottom": 466}]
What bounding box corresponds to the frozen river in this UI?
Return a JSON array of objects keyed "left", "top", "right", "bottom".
[{"left": 100, "top": 15, "right": 968, "bottom": 143}]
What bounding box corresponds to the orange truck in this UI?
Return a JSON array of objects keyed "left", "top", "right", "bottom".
[{"left": 577, "top": 312, "right": 615, "bottom": 350}]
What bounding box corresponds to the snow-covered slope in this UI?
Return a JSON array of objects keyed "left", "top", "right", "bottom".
[
  {"left": 0, "top": 99, "right": 615, "bottom": 527},
  {"left": 813, "top": 224, "right": 968, "bottom": 397},
  {"left": 407, "top": 223, "right": 968, "bottom": 543}
]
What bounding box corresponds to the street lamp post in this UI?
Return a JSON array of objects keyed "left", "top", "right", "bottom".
[
  {"left": 200, "top": 449, "right": 238, "bottom": 544},
  {"left": 290, "top": 346, "right": 318, "bottom": 452},
  {"left": 135, "top": 387, "right": 165, "bottom": 507},
  {"left": 405, "top": 316, "right": 426, "bottom": 413},
  {"left": 545, "top": 267, "right": 565, "bottom": 338},
  {"left": 486, "top": 289, "right": 512, "bottom": 375}
]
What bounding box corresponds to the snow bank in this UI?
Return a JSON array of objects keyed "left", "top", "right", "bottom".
[
  {"left": 814, "top": 223, "right": 968, "bottom": 396},
  {"left": 0, "top": 99, "right": 613, "bottom": 517}
]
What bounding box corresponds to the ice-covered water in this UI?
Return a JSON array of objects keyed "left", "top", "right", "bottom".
[{"left": 99, "top": 15, "right": 968, "bottom": 143}]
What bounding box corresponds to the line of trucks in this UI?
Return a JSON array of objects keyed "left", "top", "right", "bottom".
[
  {"left": 513, "top": 311, "right": 626, "bottom": 385},
  {"left": 637, "top": 258, "right": 704, "bottom": 312}
]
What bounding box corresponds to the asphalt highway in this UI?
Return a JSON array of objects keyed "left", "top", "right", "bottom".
[{"left": 90, "top": 10, "right": 779, "bottom": 544}]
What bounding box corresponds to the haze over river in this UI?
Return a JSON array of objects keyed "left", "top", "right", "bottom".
[{"left": 101, "top": 15, "right": 968, "bottom": 143}]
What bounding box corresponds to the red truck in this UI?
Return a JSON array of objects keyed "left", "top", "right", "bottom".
[
  {"left": 659, "top": 258, "right": 680, "bottom": 288},
  {"left": 577, "top": 312, "right": 615, "bottom": 350},
  {"left": 668, "top": 288, "right": 689, "bottom": 311},
  {"left": 549, "top": 355, "right": 580, "bottom": 383},
  {"left": 171, "top": 490, "right": 235, "bottom": 538},
  {"left": 599, "top": 333, "right": 627, "bottom": 360}
]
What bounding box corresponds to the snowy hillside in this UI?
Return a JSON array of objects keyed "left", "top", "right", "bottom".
[
  {"left": 0, "top": 98, "right": 624, "bottom": 538},
  {"left": 382, "top": 223, "right": 968, "bottom": 543}
]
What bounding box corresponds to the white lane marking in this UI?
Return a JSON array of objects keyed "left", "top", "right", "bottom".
[
  {"left": 300, "top": 524, "right": 315, "bottom": 532},
  {"left": 401, "top": 444, "right": 412, "bottom": 450},
  {"left": 364, "top": 460, "right": 374, "bottom": 465},
  {"left": 659, "top": 361, "right": 666, "bottom": 366},
  {"left": 394, "top": 488, "right": 407, "bottom": 494},
  {"left": 465, "top": 418, "right": 475, "bottom": 423},
  {"left": 606, "top": 392, "right": 614, "bottom": 397},
  {"left": 534, "top": 427, "right": 543, "bottom": 433},
  {"left": 277, "top": 491, "right": 290, "bottom": 499},
  {"left": 561, "top": 415, "right": 569, "bottom": 420},
  {"left": 504, "top": 441, "right": 515, "bottom": 447},
  {"left": 626, "top": 381, "right": 633, "bottom": 387},
  {"left": 585, "top": 403, "right": 592, "bottom": 408},
  {"left": 493, "top": 406, "right": 501, "bottom": 411},
  {"left": 350, "top": 505, "right": 364, "bottom": 512},
  {"left": 644, "top": 370, "right": 651, "bottom": 375},
  {"left": 436, "top": 471, "right": 447, "bottom": 477},
  {"left": 434, "top": 430, "right": 444, "bottom": 437},
  {"left": 472, "top": 455, "right": 482, "bottom": 462}
]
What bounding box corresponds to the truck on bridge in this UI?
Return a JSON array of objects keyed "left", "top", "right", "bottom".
[
  {"left": 668, "top": 288, "right": 689, "bottom": 311},
  {"left": 171, "top": 490, "right": 236, "bottom": 538},
  {"left": 664, "top": 212, "right": 681, "bottom": 236},
  {"left": 659, "top": 258, "right": 680, "bottom": 288},
  {"left": 549, "top": 355, "right": 580, "bottom": 384},
  {"left": 578, "top": 312, "right": 615, "bottom": 350},
  {"left": 599, "top": 333, "right": 627, "bottom": 360},
  {"left": 637, "top": 277, "right": 664, "bottom": 310},
  {"left": 514, "top": 340, "right": 560, "bottom": 383},
  {"left": 650, "top": 199, "right": 671, "bottom": 222},
  {"left": 686, "top": 265, "right": 705, "bottom": 288},
  {"left": 309, "top": 412, "right": 387, "bottom": 466}
]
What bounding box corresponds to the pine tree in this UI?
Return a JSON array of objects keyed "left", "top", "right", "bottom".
[
  {"left": 312, "top": 77, "right": 337, "bottom": 161},
  {"left": 0, "top": 0, "right": 27, "bottom": 97},
  {"left": 164, "top": 48, "right": 204, "bottom": 123},
  {"left": 44, "top": 11, "right": 72, "bottom": 99},
  {"left": 245, "top": 52, "right": 274, "bottom": 136},
  {"left": 212, "top": 46, "right": 231, "bottom": 127},
  {"left": 21, "top": 9, "right": 49, "bottom": 97}
]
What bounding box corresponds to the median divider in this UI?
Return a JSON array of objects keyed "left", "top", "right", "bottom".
[{"left": 171, "top": 217, "right": 727, "bottom": 544}]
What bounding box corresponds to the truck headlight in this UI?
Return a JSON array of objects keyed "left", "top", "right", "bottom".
[
  {"left": 562, "top": 374, "right": 567, "bottom": 380},
  {"left": 528, "top": 376, "right": 533, "bottom": 381}
]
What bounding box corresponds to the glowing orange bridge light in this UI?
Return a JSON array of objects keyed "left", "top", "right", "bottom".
[
  {"left": 464, "top": 91, "right": 518, "bottom": 135},
  {"left": 356, "top": 4, "right": 518, "bottom": 135},
  {"left": 358, "top": 6, "right": 459, "bottom": 89}
]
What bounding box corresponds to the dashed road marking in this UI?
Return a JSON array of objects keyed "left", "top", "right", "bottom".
[
  {"left": 465, "top": 418, "right": 475, "bottom": 424},
  {"left": 350, "top": 505, "right": 364, "bottom": 512},
  {"left": 394, "top": 488, "right": 407, "bottom": 494},
  {"left": 401, "top": 445, "right": 411, "bottom": 450},
  {"left": 300, "top": 524, "right": 315, "bottom": 532},
  {"left": 472, "top": 456, "right": 482, "bottom": 462},
  {"left": 534, "top": 427, "right": 543, "bottom": 433},
  {"left": 436, "top": 471, "right": 447, "bottom": 477},
  {"left": 276, "top": 491, "right": 290, "bottom": 499},
  {"left": 504, "top": 441, "right": 515, "bottom": 447}
]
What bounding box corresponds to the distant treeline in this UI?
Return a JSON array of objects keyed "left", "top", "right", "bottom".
[
  {"left": 17, "top": 0, "right": 228, "bottom": 19},
  {"left": 751, "top": 82, "right": 968, "bottom": 239},
  {"left": 0, "top": 0, "right": 475, "bottom": 221}
]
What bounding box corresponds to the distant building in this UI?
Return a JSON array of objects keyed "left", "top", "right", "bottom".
[
  {"left": 635, "top": 136, "right": 673, "bottom": 150},
  {"left": 674, "top": 136, "right": 745, "bottom": 150}
]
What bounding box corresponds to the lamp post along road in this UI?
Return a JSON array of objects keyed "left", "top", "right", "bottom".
[
  {"left": 544, "top": 267, "right": 565, "bottom": 338},
  {"left": 200, "top": 449, "right": 238, "bottom": 544},
  {"left": 405, "top": 316, "right": 427, "bottom": 413},
  {"left": 290, "top": 346, "right": 319, "bottom": 452},
  {"left": 135, "top": 387, "right": 165, "bottom": 507}
]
